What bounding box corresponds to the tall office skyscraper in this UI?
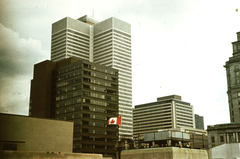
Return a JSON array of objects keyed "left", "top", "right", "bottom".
[
  {"left": 224, "top": 31, "right": 240, "bottom": 123},
  {"left": 29, "top": 57, "right": 119, "bottom": 157},
  {"left": 51, "top": 15, "right": 132, "bottom": 139}
]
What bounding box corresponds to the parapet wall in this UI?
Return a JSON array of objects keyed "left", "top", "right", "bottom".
[
  {"left": 0, "top": 150, "right": 103, "bottom": 159},
  {"left": 121, "top": 147, "right": 208, "bottom": 159}
]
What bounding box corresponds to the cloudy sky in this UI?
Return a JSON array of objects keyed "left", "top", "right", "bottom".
[{"left": 1, "top": 0, "right": 240, "bottom": 128}]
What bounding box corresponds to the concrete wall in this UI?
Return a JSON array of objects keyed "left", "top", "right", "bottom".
[
  {"left": 0, "top": 150, "right": 103, "bottom": 159},
  {"left": 0, "top": 113, "right": 73, "bottom": 153},
  {"left": 121, "top": 147, "right": 208, "bottom": 159},
  {"left": 52, "top": 17, "right": 90, "bottom": 35},
  {"left": 94, "top": 17, "right": 131, "bottom": 35},
  {"left": 210, "top": 143, "right": 240, "bottom": 159}
]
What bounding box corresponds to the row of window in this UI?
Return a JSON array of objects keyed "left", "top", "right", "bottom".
[
  {"left": 56, "top": 98, "right": 81, "bottom": 108},
  {"left": 56, "top": 113, "right": 108, "bottom": 121},
  {"left": 114, "top": 55, "right": 132, "bottom": 66},
  {"left": 83, "top": 70, "right": 118, "bottom": 82},
  {"left": 55, "top": 105, "right": 81, "bottom": 115},
  {"left": 94, "top": 36, "right": 112, "bottom": 47},
  {"left": 83, "top": 106, "right": 107, "bottom": 113},
  {"left": 114, "top": 40, "right": 131, "bottom": 50},
  {"left": 113, "top": 29, "right": 131, "bottom": 38},
  {"left": 56, "top": 113, "right": 81, "bottom": 120},
  {"left": 83, "top": 77, "right": 116, "bottom": 87},
  {"left": 114, "top": 36, "right": 131, "bottom": 45},
  {"left": 94, "top": 42, "right": 112, "bottom": 52},
  {"left": 56, "top": 91, "right": 81, "bottom": 101},
  {"left": 56, "top": 84, "right": 81, "bottom": 95},
  {"left": 83, "top": 98, "right": 117, "bottom": 107},
  {"left": 66, "top": 46, "right": 89, "bottom": 56},
  {"left": 67, "top": 38, "right": 89, "bottom": 50},
  {"left": 133, "top": 116, "right": 171, "bottom": 124},
  {"left": 56, "top": 70, "right": 82, "bottom": 82},
  {"left": 51, "top": 40, "right": 66, "bottom": 50},
  {"left": 94, "top": 29, "right": 113, "bottom": 39},
  {"left": 56, "top": 77, "right": 81, "bottom": 88},
  {"left": 83, "top": 63, "right": 117, "bottom": 75},
  {"left": 83, "top": 91, "right": 117, "bottom": 101},
  {"left": 68, "top": 36, "right": 89, "bottom": 46},
  {"left": 83, "top": 84, "right": 117, "bottom": 95},
  {"left": 56, "top": 63, "right": 81, "bottom": 74},
  {"left": 211, "top": 132, "right": 240, "bottom": 144},
  {"left": 68, "top": 29, "right": 90, "bottom": 39},
  {"left": 73, "top": 135, "right": 115, "bottom": 142}
]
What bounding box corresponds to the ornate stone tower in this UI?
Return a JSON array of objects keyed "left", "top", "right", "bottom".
[{"left": 224, "top": 31, "right": 240, "bottom": 123}]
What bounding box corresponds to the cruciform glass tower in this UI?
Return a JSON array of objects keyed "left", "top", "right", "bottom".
[{"left": 51, "top": 15, "right": 133, "bottom": 139}]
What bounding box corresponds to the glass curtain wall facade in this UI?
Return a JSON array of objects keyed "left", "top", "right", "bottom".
[{"left": 30, "top": 58, "right": 119, "bottom": 157}]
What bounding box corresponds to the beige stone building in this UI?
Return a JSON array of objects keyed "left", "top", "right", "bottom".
[
  {"left": 207, "top": 123, "right": 240, "bottom": 149},
  {"left": 0, "top": 113, "right": 73, "bottom": 152},
  {"left": 224, "top": 31, "right": 240, "bottom": 123}
]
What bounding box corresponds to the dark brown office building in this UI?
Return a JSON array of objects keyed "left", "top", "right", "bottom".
[{"left": 29, "top": 57, "right": 119, "bottom": 157}]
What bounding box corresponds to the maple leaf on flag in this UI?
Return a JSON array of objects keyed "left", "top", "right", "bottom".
[{"left": 110, "top": 119, "right": 115, "bottom": 124}]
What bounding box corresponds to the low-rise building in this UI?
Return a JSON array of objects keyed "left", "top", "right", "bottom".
[
  {"left": 138, "top": 127, "right": 208, "bottom": 150},
  {"left": 133, "top": 95, "right": 195, "bottom": 136},
  {"left": 0, "top": 113, "right": 73, "bottom": 152},
  {"left": 207, "top": 123, "right": 240, "bottom": 149}
]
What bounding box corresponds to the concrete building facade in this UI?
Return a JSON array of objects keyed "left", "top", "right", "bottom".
[
  {"left": 210, "top": 143, "right": 240, "bottom": 159},
  {"left": 207, "top": 123, "right": 240, "bottom": 149},
  {"left": 121, "top": 147, "right": 208, "bottom": 159},
  {"left": 51, "top": 15, "right": 132, "bottom": 139},
  {"left": 224, "top": 31, "right": 240, "bottom": 123},
  {"left": 133, "top": 95, "right": 195, "bottom": 136},
  {"left": 195, "top": 114, "right": 204, "bottom": 130},
  {"left": 29, "top": 57, "right": 119, "bottom": 157},
  {"left": 0, "top": 113, "right": 73, "bottom": 152}
]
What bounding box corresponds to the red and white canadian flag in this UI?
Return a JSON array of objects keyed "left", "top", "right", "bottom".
[{"left": 108, "top": 116, "right": 122, "bottom": 125}]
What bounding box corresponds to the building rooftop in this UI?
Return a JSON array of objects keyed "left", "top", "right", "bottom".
[
  {"left": 157, "top": 95, "right": 182, "bottom": 102},
  {"left": 207, "top": 122, "right": 240, "bottom": 130},
  {"left": 77, "top": 15, "right": 99, "bottom": 25}
]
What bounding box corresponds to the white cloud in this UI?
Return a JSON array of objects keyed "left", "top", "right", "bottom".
[
  {"left": 1, "top": 0, "right": 240, "bottom": 128},
  {"left": 0, "top": 23, "right": 48, "bottom": 115}
]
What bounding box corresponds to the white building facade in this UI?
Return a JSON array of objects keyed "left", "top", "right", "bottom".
[
  {"left": 51, "top": 15, "right": 132, "bottom": 139},
  {"left": 133, "top": 95, "right": 195, "bottom": 136}
]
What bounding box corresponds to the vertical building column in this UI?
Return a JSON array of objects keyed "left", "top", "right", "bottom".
[
  {"left": 226, "top": 133, "right": 229, "bottom": 143},
  {"left": 192, "top": 105, "right": 196, "bottom": 128},
  {"left": 237, "top": 132, "right": 239, "bottom": 143},
  {"left": 172, "top": 101, "right": 176, "bottom": 128},
  {"left": 89, "top": 25, "right": 93, "bottom": 62},
  {"left": 234, "top": 132, "right": 237, "bottom": 143}
]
